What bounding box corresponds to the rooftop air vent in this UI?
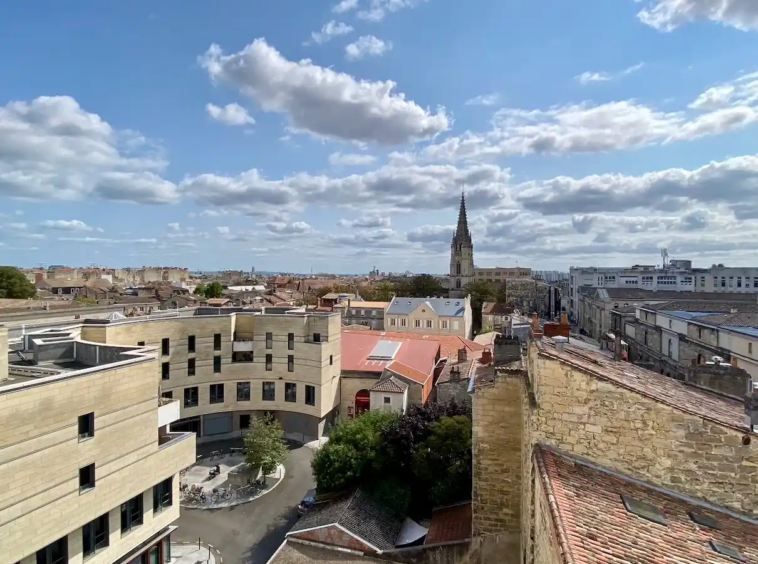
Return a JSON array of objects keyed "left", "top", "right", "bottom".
[{"left": 621, "top": 495, "right": 667, "bottom": 526}]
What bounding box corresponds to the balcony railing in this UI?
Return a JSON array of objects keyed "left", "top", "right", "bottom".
[{"left": 158, "top": 431, "right": 194, "bottom": 449}]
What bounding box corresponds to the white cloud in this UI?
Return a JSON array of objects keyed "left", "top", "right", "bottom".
[
  {"left": 328, "top": 152, "right": 377, "bottom": 166},
  {"left": 689, "top": 71, "right": 758, "bottom": 109},
  {"left": 356, "top": 0, "right": 426, "bottom": 22},
  {"left": 58, "top": 237, "right": 158, "bottom": 244},
  {"left": 345, "top": 35, "right": 392, "bottom": 60},
  {"left": 40, "top": 219, "right": 95, "bottom": 232},
  {"left": 216, "top": 226, "right": 230, "bottom": 235},
  {"left": 337, "top": 216, "right": 391, "bottom": 228},
  {"left": 0, "top": 96, "right": 178, "bottom": 204},
  {"left": 264, "top": 221, "right": 313, "bottom": 235},
  {"left": 575, "top": 63, "right": 644, "bottom": 85},
  {"left": 167, "top": 223, "right": 180, "bottom": 231},
  {"left": 199, "top": 39, "right": 448, "bottom": 145},
  {"left": 333, "top": 0, "right": 359, "bottom": 13},
  {"left": 465, "top": 93, "right": 500, "bottom": 107},
  {"left": 406, "top": 224, "right": 455, "bottom": 243},
  {"left": 310, "top": 21, "right": 353, "bottom": 45},
  {"left": 637, "top": 0, "right": 758, "bottom": 31},
  {"left": 205, "top": 103, "right": 255, "bottom": 126}
]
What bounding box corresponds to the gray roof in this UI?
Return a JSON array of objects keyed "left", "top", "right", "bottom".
[
  {"left": 289, "top": 489, "right": 402, "bottom": 551},
  {"left": 600, "top": 288, "right": 758, "bottom": 301},
  {"left": 645, "top": 300, "right": 758, "bottom": 313},
  {"left": 386, "top": 297, "right": 465, "bottom": 317}
]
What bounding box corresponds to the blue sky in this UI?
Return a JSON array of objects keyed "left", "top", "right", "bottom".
[{"left": 1, "top": 0, "right": 758, "bottom": 273}]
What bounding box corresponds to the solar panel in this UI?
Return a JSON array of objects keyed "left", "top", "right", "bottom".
[
  {"left": 710, "top": 541, "right": 745, "bottom": 561},
  {"left": 689, "top": 512, "right": 719, "bottom": 530},
  {"left": 621, "top": 495, "right": 667, "bottom": 526},
  {"left": 368, "top": 340, "right": 402, "bottom": 360}
]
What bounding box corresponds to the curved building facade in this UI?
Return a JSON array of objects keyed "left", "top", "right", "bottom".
[{"left": 80, "top": 307, "right": 342, "bottom": 443}]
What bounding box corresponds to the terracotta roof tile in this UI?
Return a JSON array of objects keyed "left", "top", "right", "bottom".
[
  {"left": 341, "top": 332, "right": 439, "bottom": 376},
  {"left": 341, "top": 329, "right": 483, "bottom": 359},
  {"left": 537, "top": 446, "right": 758, "bottom": 564},
  {"left": 386, "top": 361, "right": 432, "bottom": 385},
  {"left": 535, "top": 339, "right": 752, "bottom": 434},
  {"left": 370, "top": 376, "right": 408, "bottom": 393},
  {"left": 424, "top": 502, "right": 472, "bottom": 545}
]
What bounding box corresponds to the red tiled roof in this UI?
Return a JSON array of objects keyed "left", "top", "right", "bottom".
[
  {"left": 340, "top": 332, "right": 439, "bottom": 377},
  {"left": 386, "top": 361, "right": 432, "bottom": 385},
  {"left": 341, "top": 329, "right": 483, "bottom": 360},
  {"left": 424, "top": 502, "right": 472, "bottom": 545},
  {"left": 537, "top": 446, "right": 758, "bottom": 564},
  {"left": 535, "top": 338, "right": 752, "bottom": 434}
]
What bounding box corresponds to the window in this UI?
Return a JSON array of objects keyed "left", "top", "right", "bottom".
[
  {"left": 82, "top": 513, "right": 109, "bottom": 557},
  {"left": 750, "top": 343, "right": 754, "bottom": 355},
  {"left": 79, "top": 463, "right": 95, "bottom": 492},
  {"left": 285, "top": 383, "right": 297, "bottom": 403},
  {"left": 188, "top": 335, "right": 196, "bottom": 353},
  {"left": 329, "top": 354, "right": 333, "bottom": 366},
  {"left": 184, "top": 387, "right": 198, "bottom": 408},
  {"left": 288, "top": 355, "right": 294, "bottom": 372},
  {"left": 78, "top": 412, "right": 94, "bottom": 440},
  {"left": 389, "top": 318, "right": 396, "bottom": 326},
  {"left": 621, "top": 495, "right": 666, "bottom": 526},
  {"left": 237, "top": 382, "right": 251, "bottom": 401},
  {"left": 452, "top": 321, "right": 459, "bottom": 330},
  {"left": 161, "top": 391, "right": 173, "bottom": 401},
  {"left": 383, "top": 396, "right": 391, "bottom": 404},
  {"left": 36, "top": 537, "right": 67, "bottom": 564},
  {"left": 414, "top": 319, "right": 421, "bottom": 328},
  {"left": 426, "top": 320, "right": 433, "bottom": 328},
  {"left": 210, "top": 384, "right": 224, "bottom": 404},
  {"left": 153, "top": 477, "right": 173, "bottom": 513},
  {"left": 213, "top": 355, "right": 222, "bottom": 373},
  {"left": 305, "top": 385, "right": 316, "bottom": 406},
  {"left": 698, "top": 328, "right": 703, "bottom": 339},
  {"left": 262, "top": 353, "right": 272, "bottom": 371},
  {"left": 137, "top": 341, "right": 145, "bottom": 347},
  {"left": 240, "top": 414, "right": 251, "bottom": 430},
  {"left": 288, "top": 332, "right": 294, "bottom": 350},
  {"left": 738, "top": 277, "right": 743, "bottom": 288},
  {"left": 667, "top": 339, "right": 673, "bottom": 358},
  {"left": 400, "top": 319, "right": 407, "bottom": 327},
  {"left": 162, "top": 362, "right": 170, "bottom": 380},
  {"left": 188, "top": 358, "right": 196, "bottom": 376},
  {"left": 266, "top": 332, "right": 273, "bottom": 349},
  {"left": 213, "top": 333, "right": 221, "bottom": 351},
  {"left": 441, "top": 320, "right": 449, "bottom": 329},
  {"left": 313, "top": 333, "right": 321, "bottom": 343},
  {"left": 161, "top": 338, "right": 169, "bottom": 356},
  {"left": 121, "top": 494, "right": 143, "bottom": 533},
  {"left": 262, "top": 381, "right": 275, "bottom": 401}
]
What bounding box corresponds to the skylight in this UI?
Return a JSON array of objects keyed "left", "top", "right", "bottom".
[
  {"left": 367, "top": 340, "right": 402, "bottom": 361},
  {"left": 689, "top": 512, "right": 719, "bottom": 530},
  {"left": 710, "top": 541, "right": 745, "bottom": 562},
  {"left": 621, "top": 495, "right": 667, "bottom": 526}
]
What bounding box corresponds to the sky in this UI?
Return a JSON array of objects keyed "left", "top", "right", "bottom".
[{"left": 1, "top": 0, "right": 758, "bottom": 274}]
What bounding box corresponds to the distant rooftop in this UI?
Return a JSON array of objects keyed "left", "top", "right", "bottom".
[{"left": 386, "top": 297, "right": 466, "bottom": 317}]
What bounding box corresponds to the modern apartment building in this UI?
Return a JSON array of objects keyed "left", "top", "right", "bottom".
[
  {"left": 385, "top": 297, "right": 473, "bottom": 340},
  {"left": 79, "top": 307, "right": 342, "bottom": 443},
  {"left": 569, "top": 262, "right": 758, "bottom": 319},
  {"left": 0, "top": 324, "right": 194, "bottom": 564},
  {"left": 473, "top": 267, "right": 532, "bottom": 283}
]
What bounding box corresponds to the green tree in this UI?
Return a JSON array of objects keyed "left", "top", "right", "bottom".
[
  {"left": 465, "top": 280, "right": 496, "bottom": 334},
  {"left": 495, "top": 281, "right": 509, "bottom": 305},
  {"left": 244, "top": 415, "right": 288, "bottom": 484},
  {"left": 194, "top": 282, "right": 206, "bottom": 296},
  {"left": 0, "top": 267, "right": 36, "bottom": 299},
  {"left": 407, "top": 275, "right": 445, "bottom": 298},
  {"left": 203, "top": 281, "right": 224, "bottom": 299},
  {"left": 72, "top": 296, "right": 97, "bottom": 306},
  {"left": 357, "top": 284, "right": 377, "bottom": 301},
  {"left": 311, "top": 411, "right": 396, "bottom": 493},
  {"left": 413, "top": 416, "right": 472, "bottom": 506},
  {"left": 373, "top": 281, "right": 395, "bottom": 301}
]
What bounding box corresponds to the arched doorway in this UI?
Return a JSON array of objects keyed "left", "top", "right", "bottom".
[{"left": 355, "top": 389, "right": 370, "bottom": 416}]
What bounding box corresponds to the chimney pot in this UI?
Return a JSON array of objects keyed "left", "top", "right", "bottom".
[
  {"left": 553, "top": 336, "right": 568, "bottom": 353},
  {"left": 458, "top": 347, "right": 468, "bottom": 363},
  {"left": 480, "top": 349, "right": 493, "bottom": 365}
]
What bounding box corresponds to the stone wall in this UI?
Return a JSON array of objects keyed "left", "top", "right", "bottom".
[
  {"left": 532, "top": 469, "right": 562, "bottom": 564},
  {"left": 526, "top": 348, "right": 758, "bottom": 516},
  {"left": 436, "top": 379, "right": 471, "bottom": 407},
  {"left": 685, "top": 363, "right": 752, "bottom": 399}
]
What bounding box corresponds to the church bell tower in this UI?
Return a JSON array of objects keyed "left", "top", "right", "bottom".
[{"left": 449, "top": 191, "right": 475, "bottom": 298}]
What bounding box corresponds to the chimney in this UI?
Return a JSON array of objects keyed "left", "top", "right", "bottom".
[
  {"left": 747, "top": 385, "right": 758, "bottom": 431},
  {"left": 480, "top": 348, "right": 493, "bottom": 365},
  {"left": 553, "top": 336, "right": 568, "bottom": 353},
  {"left": 530, "top": 312, "right": 543, "bottom": 339},
  {"left": 458, "top": 347, "right": 468, "bottom": 363},
  {"left": 450, "top": 366, "right": 460, "bottom": 381},
  {"left": 560, "top": 312, "right": 569, "bottom": 326},
  {"left": 614, "top": 332, "right": 622, "bottom": 361},
  {"left": 732, "top": 356, "right": 739, "bottom": 368}
]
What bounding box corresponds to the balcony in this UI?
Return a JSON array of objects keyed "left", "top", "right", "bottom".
[
  {"left": 233, "top": 331, "right": 255, "bottom": 352},
  {"left": 158, "top": 397, "right": 181, "bottom": 427},
  {"left": 158, "top": 431, "right": 195, "bottom": 452}
]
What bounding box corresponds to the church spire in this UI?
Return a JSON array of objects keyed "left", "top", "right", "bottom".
[{"left": 453, "top": 190, "right": 472, "bottom": 245}]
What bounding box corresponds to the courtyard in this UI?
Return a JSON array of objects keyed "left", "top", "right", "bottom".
[{"left": 174, "top": 438, "right": 317, "bottom": 564}]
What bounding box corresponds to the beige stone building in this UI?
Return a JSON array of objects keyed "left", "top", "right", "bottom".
[
  {"left": 0, "top": 324, "right": 194, "bottom": 564},
  {"left": 385, "top": 297, "right": 473, "bottom": 340},
  {"left": 470, "top": 329, "right": 758, "bottom": 563},
  {"left": 79, "top": 307, "right": 342, "bottom": 443},
  {"left": 473, "top": 267, "right": 532, "bottom": 283}
]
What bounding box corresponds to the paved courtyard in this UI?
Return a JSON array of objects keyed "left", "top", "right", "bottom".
[{"left": 174, "top": 438, "right": 316, "bottom": 564}]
